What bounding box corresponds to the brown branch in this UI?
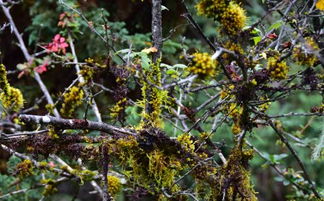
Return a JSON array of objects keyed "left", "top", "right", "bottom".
[{"left": 152, "top": 0, "right": 163, "bottom": 62}]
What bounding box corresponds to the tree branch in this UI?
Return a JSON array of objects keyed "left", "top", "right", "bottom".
[{"left": 19, "top": 114, "right": 135, "bottom": 136}]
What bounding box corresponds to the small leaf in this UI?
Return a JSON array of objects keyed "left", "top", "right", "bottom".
[
  {"left": 268, "top": 20, "right": 283, "bottom": 30},
  {"left": 253, "top": 36, "right": 262, "bottom": 45},
  {"left": 166, "top": 69, "right": 177, "bottom": 75}
]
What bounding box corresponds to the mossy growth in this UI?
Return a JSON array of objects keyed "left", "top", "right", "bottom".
[
  {"left": 187, "top": 52, "right": 218, "bottom": 77},
  {"left": 267, "top": 57, "right": 289, "bottom": 80},
  {"left": 79, "top": 65, "right": 95, "bottom": 85},
  {"left": 40, "top": 179, "right": 58, "bottom": 196},
  {"left": 16, "top": 159, "right": 34, "bottom": 178},
  {"left": 292, "top": 37, "right": 319, "bottom": 67},
  {"left": 107, "top": 175, "right": 122, "bottom": 196},
  {"left": 196, "top": 0, "right": 247, "bottom": 36},
  {"left": 139, "top": 61, "right": 169, "bottom": 128},
  {"left": 108, "top": 136, "right": 184, "bottom": 197},
  {"left": 196, "top": 0, "right": 227, "bottom": 19},
  {"left": 60, "top": 86, "right": 84, "bottom": 118},
  {"left": 0, "top": 64, "right": 24, "bottom": 112},
  {"left": 194, "top": 146, "right": 257, "bottom": 201},
  {"left": 110, "top": 97, "right": 127, "bottom": 119},
  {"left": 220, "top": 2, "right": 247, "bottom": 35}
]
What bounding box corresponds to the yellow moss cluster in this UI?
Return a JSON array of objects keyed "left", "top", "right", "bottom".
[
  {"left": 79, "top": 65, "right": 95, "bottom": 85},
  {"left": 220, "top": 84, "right": 244, "bottom": 135},
  {"left": 218, "top": 147, "right": 257, "bottom": 201},
  {"left": 16, "top": 159, "right": 33, "bottom": 177},
  {"left": 195, "top": 0, "right": 227, "bottom": 18},
  {"left": 139, "top": 61, "right": 169, "bottom": 128},
  {"left": 188, "top": 52, "right": 218, "bottom": 77},
  {"left": 147, "top": 150, "right": 182, "bottom": 188},
  {"left": 231, "top": 123, "right": 241, "bottom": 135},
  {"left": 222, "top": 41, "right": 245, "bottom": 60},
  {"left": 41, "top": 179, "right": 58, "bottom": 196},
  {"left": 0, "top": 87, "right": 24, "bottom": 112},
  {"left": 107, "top": 175, "right": 122, "bottom": 196},
  {"left": 196, "top": 0, "right": 247, "bottom": 36},
  {"left": 85, "top": 57, "right": 106, "bottom": 68},
  {"left": 177, "top": 133, "right": 195, "bottom": 153},
  {"left": 292, "top": 37, "right": 319, "bottom": 67},
  {"left": 110, "top": 98, "right": 127, "bottom": 118},
  {"left": 110, "top": 136, "right": 184, "bottom": 195},
  {"left": 258, "top": 96, "right": 271, "bottom": 112},
  {"left": 0, "top": 64, "right": 24, "bottom": 112},
  {"left": 220, "top": 2, "right": 247, "bottom": 35},
  {"left": 267, "top": 57, "right": 289, "bottom": 80},
  {"left": 60, "top": 86, "right": 84, "bottom": 117}
]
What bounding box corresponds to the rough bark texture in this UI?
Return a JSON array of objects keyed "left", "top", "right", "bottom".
[{"left": 152, "top": 0, "right": 162, "bottom": 62}]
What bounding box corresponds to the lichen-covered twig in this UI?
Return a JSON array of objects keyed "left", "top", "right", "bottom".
[{"left": 19, "top": 114, "right": 135, "bottom": 136}]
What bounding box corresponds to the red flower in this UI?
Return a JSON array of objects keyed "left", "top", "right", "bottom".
[
  {"left": 34, "top": 62, "right": 48, "bottom": 74},
  {"left": 45, "top": 34, "right": 69, "bottom": 54}
]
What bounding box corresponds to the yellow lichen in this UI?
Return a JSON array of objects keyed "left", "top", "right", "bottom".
[
  {"left": 60, "top": 86, "right": 84, "bottom": 117},
  {"left": 0, "top": 64, "right": 24, "bottom": 112},
  {"left": 220, "top": 2, "right": 247, "bottom": 35},
  {"left": 16, "top": 159, "right": 33, "bottom": 177},
  {"left": 110, "top": 97, "right": 127, "bottom": 118},
  {"left": 292, "top": 37, "right": 319, "bottom": 67},
  {"left": 267, "top": 57, "right": 289, "bottom": 80},
  {"left": 139, "top": 61, "right": 169, "bottom": 128},
  {"left": 0, "top": 86, "right": 24, "bottom": 112},
  {"left": 188, "top": 52, "right": 218, "bottom": 77},
  {"left": 222, "top": 41, "right": 245, "bottom": 60},
  {"left": 196, "top": 0, "right": 227, "bottom": 18},
  {"left": 231, "top": 123, "right": 242, "bottom": 135},
  {"left": 177, "top": 133, "right": 195, "bottom": 153},
  {"left": 107, "top": 175, "right": 122, "bottom": 196},
  {"left": 79, "top": 65, "right": 95, "bottom": 85}
]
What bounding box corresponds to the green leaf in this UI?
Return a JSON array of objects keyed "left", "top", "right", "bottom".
[
  {"left": 268, "top": 20, "right": 283, "bottom": 30},
  {"left": 166, "top": 69, "right": 177, "bottom": 75},
  {"left": 253, "top": 36, "right": 262, "bottom": 45},
  {"left": 139, "top": 53, "right": 151, "bottom": 70}
]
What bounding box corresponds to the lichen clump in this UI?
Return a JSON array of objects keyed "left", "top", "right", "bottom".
[
  {"left": 60, "top": 86, "right": 84, "bottom": 117},
  {"left": 177, "top": 133, "right": 195, "bottom": 153},
  {"left": 139, "top": 61, "right": 169, "bottom": 128},
  {"left": 267, "top": 57, "right": 289, "bottom": 80},
  {"left": 16, "top": 159, "right": 33, "bottom": 177},
  {"left": 196, "top": 0, "right": 227, "bottom": 18},
  {"left": 188, "top": 52, "right": 218, "bottom": 77},
  {"left": 107, "top": 175, "right": 122, "bottom": 196},
  {"left": 292, "top": 37, "right": 319, "bottom": 67},
  {"left": 217, "top": 147, "right": 257, "bottom": 200},
  {"left": 220, "top": 2, "right": 247, "bottom": 35},
  {"left": 0, "top": 64, "right": 24, "bottom": 112},
  {"left": 220, "top": 84, "right": 244, "bottom": 135},
  {"left": 196, "top": 0, "right": 247, "bottom": 36}
]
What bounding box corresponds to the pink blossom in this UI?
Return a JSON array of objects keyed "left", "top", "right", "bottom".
[
  {"left": 45, "top": 34, "right": 69, "bottom": 54},
  {"left": 34, "top": 62, "right": 48, "bottom": 74}
]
